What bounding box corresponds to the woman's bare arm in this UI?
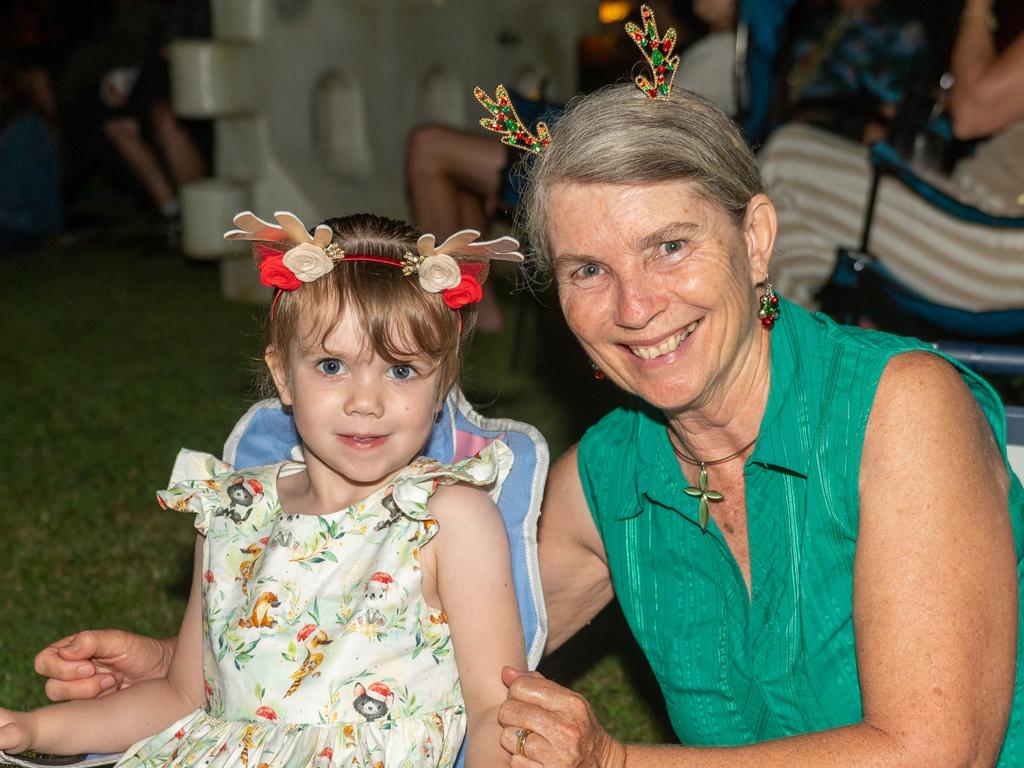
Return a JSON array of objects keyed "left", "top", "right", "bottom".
[
  {"left": 34, "top": 631, "right": 177, "bottom": 702},
  {"left": 538, "top": 446, "right": 616, "bottom": 653}
]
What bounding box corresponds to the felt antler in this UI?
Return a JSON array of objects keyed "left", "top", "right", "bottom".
[
  {"left": 626, "top": 4, "right": 680, "bottom": 100},
  {"left": 404, "top": 229, "right": 525, "bottom": 293},
  {"left": 418, "top": 230, "right": 524, "bottom": 263},
  {"left": 474, "top": 84, "right": 552, "bottom": 155},
  {"left": 224, "top": 211, "right": 334, "bottom": 249}
]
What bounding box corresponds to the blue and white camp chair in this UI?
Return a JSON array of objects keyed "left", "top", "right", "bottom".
[
  {"left": 222, "top": 387, "right": 549, "bottom": 766},
  {"left": 932, "top": 341, "right": 1024, "bottom": 480},
  {"left": 824, "top": 140, "right": 1024, "bottom": 338}
]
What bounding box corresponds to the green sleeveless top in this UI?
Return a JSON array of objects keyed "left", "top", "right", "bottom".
[{"left": 578, "top": 299, "right": 1024, "bottom": 762}]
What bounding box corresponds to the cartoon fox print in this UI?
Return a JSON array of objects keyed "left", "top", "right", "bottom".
[
  {"left": 238, "top": 591, "right": 280, "bottom": 628},
  {"left": 238, "top": 724, "right": 256, "bottom": 767},
  {"left": 284, "top": 624, "right": 333, "bottom": 698}
]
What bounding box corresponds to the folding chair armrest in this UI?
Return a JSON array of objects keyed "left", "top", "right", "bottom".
[
  {"left": 869, "top": 142, "right": 1024, "bottom": 228},
  {"left": 932, "top": 342, "right": 1024, "bottom": 377}
]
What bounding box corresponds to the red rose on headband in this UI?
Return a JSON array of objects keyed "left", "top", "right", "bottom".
[
  {"left": 442, "top": 275, "right": 482, "bottom": 309},
  {"left": 258, "top": 253, "right": 301, "bottom": 290}
]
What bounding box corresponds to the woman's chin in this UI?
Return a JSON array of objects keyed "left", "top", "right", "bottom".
[{"left": 608, "top": 358, "right": 703, "bottom": 411}]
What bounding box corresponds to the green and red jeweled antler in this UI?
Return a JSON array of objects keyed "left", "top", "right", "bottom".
[
  {"left": 473, "top": 84, "right": 552, "bottom": 155},
  {"left": 626, "top": 4, "right": 680, "bottom": 100}
]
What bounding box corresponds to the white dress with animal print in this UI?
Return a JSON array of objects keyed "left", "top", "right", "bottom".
[{"left": 115, "top": 440, "right": 512, "bottom": 768}]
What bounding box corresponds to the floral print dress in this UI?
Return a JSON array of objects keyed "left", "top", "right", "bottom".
[{"left": 116, "top": 441, "right": 511, "bottom": 768}]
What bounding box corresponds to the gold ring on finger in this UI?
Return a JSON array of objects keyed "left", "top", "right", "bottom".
[{"left": 514, "top": 727, "right": 532, "bottom": 756}]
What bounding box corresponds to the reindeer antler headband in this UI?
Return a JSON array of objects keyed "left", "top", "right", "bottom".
[
  {"left": 624, "top": 4, "right": 680, "bottom": 100},
  {"left": 224, "top": 211, "right": 524, "bottom": 314},
  {"left": 474, "top": 4, "right": 679, "bottom": 153}
]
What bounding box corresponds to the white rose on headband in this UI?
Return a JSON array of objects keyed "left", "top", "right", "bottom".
[
  {"left": 283, "top": 243, "right": 334, "bottom": 283},
  {"left": 418, "top": 254, "right": 462, "bottom": 293}
]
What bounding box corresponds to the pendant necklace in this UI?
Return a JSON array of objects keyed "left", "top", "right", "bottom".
[{"left": 667, "top": 428, "right": 757, "bottom": 532}]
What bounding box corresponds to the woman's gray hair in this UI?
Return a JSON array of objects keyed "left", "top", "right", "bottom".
[{"left": 518, "top": 83, "right": 764, "bottom": 275}]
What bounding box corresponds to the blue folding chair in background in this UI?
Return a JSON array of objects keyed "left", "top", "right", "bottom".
[
  {"left": 823, "top": 139, "right": 1024, "bottom": 340},
  {"left": 222, "top": 388, "right": 549, "bottom": 768},
  {"left": 932, "top": 341, "right": 1024, "bottom": 479}
]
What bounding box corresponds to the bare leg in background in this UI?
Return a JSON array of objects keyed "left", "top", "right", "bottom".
[{"left": 407, "top": 124, "right": 509, "bottom": 332}]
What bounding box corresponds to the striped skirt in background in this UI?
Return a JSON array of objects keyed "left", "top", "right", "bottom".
[{"left": 758, "top": 122, "right": 1024, "bottom": 312}]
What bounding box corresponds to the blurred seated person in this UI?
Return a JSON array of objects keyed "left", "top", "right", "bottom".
[
  {"left": 759, "top": 0, "right": 1024, "bottom": 312},
  {"left": 0, "top": 56, "right": 61, "bottom": 255},
  {"left": 3, "top": 0, "right": 61, "bottom": 125},
  {"left": 97, "top": 0, "right": 204, "bottom": 234},
  {"left": 774, "top": 0, "right": 929, "bottom": 144},
  {"left": 405, "top": 0, "right": 738, "bottom": 331}
]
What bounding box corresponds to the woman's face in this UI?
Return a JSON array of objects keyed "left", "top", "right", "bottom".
[{"left": 548, "top": 181, "right": 774, "bottom": 416}]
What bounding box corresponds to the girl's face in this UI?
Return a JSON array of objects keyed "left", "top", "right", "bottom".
[{"left": 266, "top": 306, "right": 443, "bottom": 507}]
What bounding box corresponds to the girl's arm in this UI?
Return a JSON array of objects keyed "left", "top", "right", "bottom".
[
  {"left": 0, "top": 537, "right": 206, "bottom": 755},
  {"left": 423, "top": 483, "right": 526, "bottom": 768}
]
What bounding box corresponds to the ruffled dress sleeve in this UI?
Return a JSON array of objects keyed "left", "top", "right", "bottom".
[
  {"left": 155, "top": 448, "right": 238, "bottom": 534},
  {"left": 387, "top": 439, "right": 513, "bottom": 539}
]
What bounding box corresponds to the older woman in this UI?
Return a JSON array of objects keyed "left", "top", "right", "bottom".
[
  {"left": 491, "top": 83, "right": 1023, "bottom": 766},
  {"left": 33, "top": 85, "right": 1024, "bottom": 766}
]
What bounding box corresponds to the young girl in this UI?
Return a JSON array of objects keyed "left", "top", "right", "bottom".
[{"left": 0, "top": 212, "right": 528, "bottom": 767}]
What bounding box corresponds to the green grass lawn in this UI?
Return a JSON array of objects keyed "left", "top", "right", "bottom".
[{"left": 0, "top": 234, "right": 672, "bottom": 745}]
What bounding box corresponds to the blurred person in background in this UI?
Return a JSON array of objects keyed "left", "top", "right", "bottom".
[
  {"left": 0, "top": 55, "right": 62, "bottom": 255},
  {"left": 759, "top": 0, "right": 1024, "bottom": 312}
]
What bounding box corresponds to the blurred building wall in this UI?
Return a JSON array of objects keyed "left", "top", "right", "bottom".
[{"left": 169, "top": 0, "right": 595, "bottom": 295}]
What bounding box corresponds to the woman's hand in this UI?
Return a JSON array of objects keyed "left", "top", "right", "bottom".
[
  {"left": 498, "top": 667, "right": 626, "bottom": 767},
  {"left": 34, "top": 630, "right": 175, "bottom": 702},
  {"left": 0, "top": 708, "right": 36, "bottom": 754}
]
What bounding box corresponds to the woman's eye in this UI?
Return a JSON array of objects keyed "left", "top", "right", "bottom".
[
  {"left": 660, "top": 240, "right": 685, "bottom": 255},
  {"left": 316, "top": 358, "right": 345, "bottom": 376},
  {"left": 387, "top": 364, "right": 418, "bottom": 381},
  {"left": 574, "top": 263, "right": 603, "bottom": 280}
]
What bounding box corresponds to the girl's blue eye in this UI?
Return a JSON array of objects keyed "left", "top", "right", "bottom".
[
  {"left": 387, "top": 364, "right": 418, "bottom": 381},
  {"left": 317, "top": 358, "right": 345, "bottom": 376}
]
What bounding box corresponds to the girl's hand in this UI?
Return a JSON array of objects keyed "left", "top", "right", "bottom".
[
  {"left": 498, "top": 667, "right": 626, "bottom": 767},
  {"left": 34, "top": 630, "right": 174, "bottom": 701},
  {"left": 0, "top": 708, "right": 35, "bottom": 754}
]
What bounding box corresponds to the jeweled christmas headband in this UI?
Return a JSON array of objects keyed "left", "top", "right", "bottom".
[{"left": 474, "top": 4, "right": 679, "bottom": 152}]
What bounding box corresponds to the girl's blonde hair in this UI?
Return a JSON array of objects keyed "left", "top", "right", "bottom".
[{"left": 263, "top": 213, "right": 474, "bottom": 400}]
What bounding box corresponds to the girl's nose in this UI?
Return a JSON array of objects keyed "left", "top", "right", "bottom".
[{"left": 344, "top": 375, "right": 383, "bottom": 417}]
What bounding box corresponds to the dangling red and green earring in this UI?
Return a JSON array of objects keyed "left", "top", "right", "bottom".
[
  {"left": 589, "top": 360, "right": 606, "bottom": 380},
  {"left": 758, "top": 281, "right": 780, "bottom": 330}
]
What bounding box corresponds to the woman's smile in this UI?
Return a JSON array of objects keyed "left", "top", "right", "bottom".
[{"left": 626, "top": 319, "right": 700, "bottom": 361}]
